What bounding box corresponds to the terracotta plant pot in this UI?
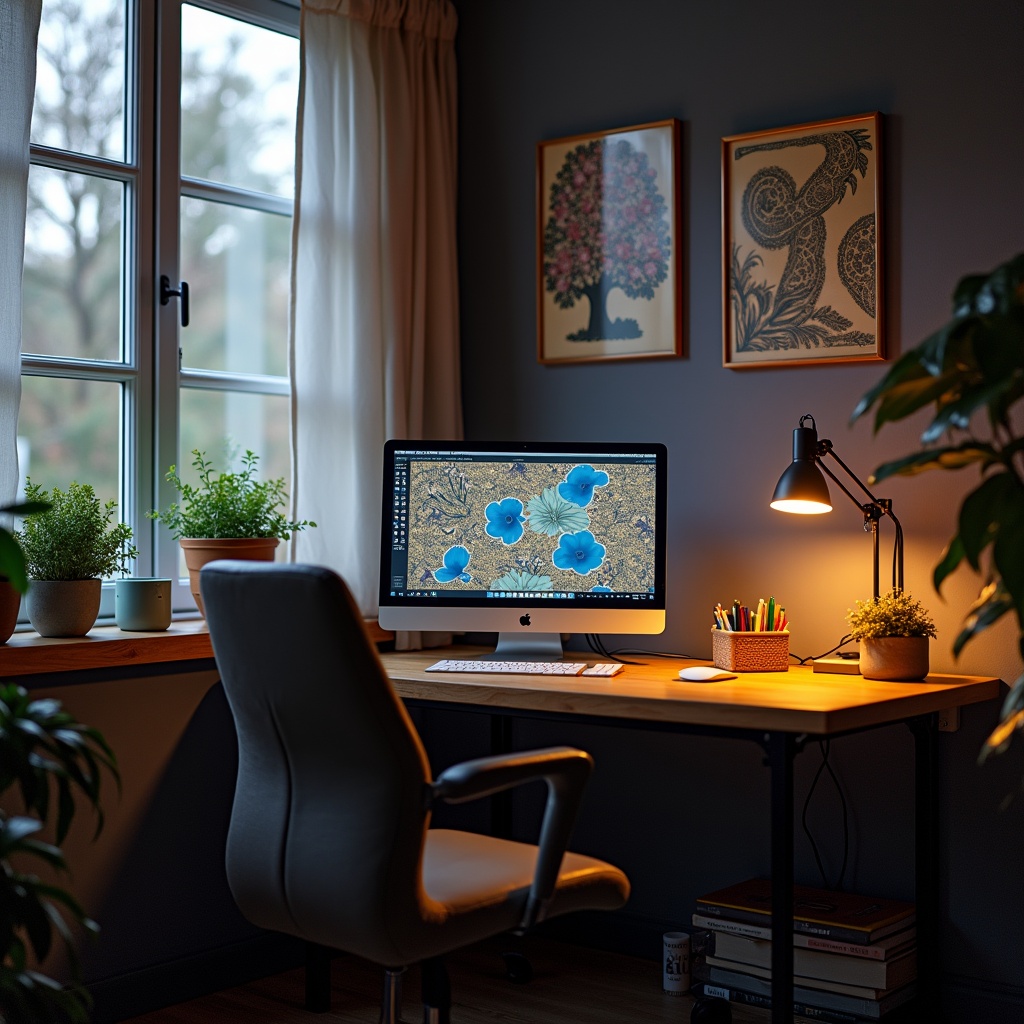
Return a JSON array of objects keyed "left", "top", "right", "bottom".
[
  {"left": 860, "top": 636, "right": 930, "bottom": 681},
  {"left": 180, "top": 537, "right": 280, "bottom": 617},
  {"left": 0, "top": 579, "right": 21, "bottom": 643},
  {"left": 26, "top": 578, "right": 102, "bottom": 638}
]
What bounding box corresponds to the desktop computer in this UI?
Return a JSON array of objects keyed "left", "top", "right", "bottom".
[{"left": 378, "top": 440, "right": 667, "bottom": 662}]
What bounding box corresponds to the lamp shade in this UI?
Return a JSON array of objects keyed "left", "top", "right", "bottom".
[{"left": 770, "top": 424, "right": 833, "bottom": 514}]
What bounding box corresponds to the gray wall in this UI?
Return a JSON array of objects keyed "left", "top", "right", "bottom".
[{"left": 453, "top": 0, "right": 1024, "bottom": 1018}]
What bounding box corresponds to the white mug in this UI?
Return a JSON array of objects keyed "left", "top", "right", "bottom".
[{"left": 663, "top": 931, "right": 691, "bottom": 995}]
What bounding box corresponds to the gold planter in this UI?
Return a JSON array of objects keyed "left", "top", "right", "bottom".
[
  {"left": 180, "top": 537, "right": 280, "bottom": 617},
  {"left": 860, "top": 636, "right": 930, "bottom": 681}
]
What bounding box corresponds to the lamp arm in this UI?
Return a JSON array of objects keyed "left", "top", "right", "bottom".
[{"left": 818, "top": 440, "right": 904, "bottom": 594}]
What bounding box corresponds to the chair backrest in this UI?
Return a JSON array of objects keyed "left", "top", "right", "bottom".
[{"left": 201, "top": 561, "right": 434, "bottom": 964}]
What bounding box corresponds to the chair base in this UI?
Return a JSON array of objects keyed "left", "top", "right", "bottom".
[{"left": 378, "top": 960, "right": 451, "bottom": 1024}]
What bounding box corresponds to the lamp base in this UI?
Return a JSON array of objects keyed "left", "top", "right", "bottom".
[{"left": 812, "top": 656, "right": 862, "bottom": 675}]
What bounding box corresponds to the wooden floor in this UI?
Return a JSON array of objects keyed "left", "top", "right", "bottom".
[{"left": 121, "top": 937, "right": 770, "bottom": 1024}]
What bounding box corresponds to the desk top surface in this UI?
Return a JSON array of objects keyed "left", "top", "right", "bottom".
[{"left": 381, "top": 647, "right": 1003, "bottom": 735}]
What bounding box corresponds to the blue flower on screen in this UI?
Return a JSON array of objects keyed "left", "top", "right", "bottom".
[
  {"left": 485, "top": 497, "right": 526, "bottom": 545},
  {"left": 433, "top": 545, "right": 472, "bottom": 583},
  {"left": 558, "top": 464, "right": 609, "bottom": 507},
  {"left": 552, "top": 530, "right": 606, "bottom": 575}
]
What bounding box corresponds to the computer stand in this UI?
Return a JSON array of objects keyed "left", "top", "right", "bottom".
[{"left": 479, "top": 632, "right": 565, "bottom": 662}]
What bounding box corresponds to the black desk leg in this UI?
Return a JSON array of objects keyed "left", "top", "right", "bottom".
[
  {"left": 305, "top": 941, "right": 332, "bottom": 1012},
  {"left": 766, "top": 731, "right": 797, "bottom": 1024},
  {"left": 911, "top": 714, "right": 940, "bottom": 1020},
  {"left": 490, "top": 715, "right": 515, "bottom": 838}
]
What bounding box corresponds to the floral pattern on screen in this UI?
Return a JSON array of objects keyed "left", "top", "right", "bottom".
[{"left": 413, "top": 461, "right": 657, "bottom": 594}]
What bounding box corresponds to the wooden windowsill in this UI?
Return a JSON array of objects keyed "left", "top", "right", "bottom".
[{"left": 0, "top": 618, "right": 393, "bottom": 679}]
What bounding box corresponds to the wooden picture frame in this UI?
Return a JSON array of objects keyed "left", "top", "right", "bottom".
[
  {"left": 537, "top": 119, "right": 682, "bottom": 365},
  {"left": 722, "top": 112, "right": 884, "bottom": 369}
]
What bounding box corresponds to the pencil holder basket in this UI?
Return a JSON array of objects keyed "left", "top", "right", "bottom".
[{"left": 712, "top": 629, "right": 790, "bottom": 672}]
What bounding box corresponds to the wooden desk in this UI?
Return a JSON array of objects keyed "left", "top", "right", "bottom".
[{"left": 381, "top": 647, "right": 1002, "bottom": 1024}]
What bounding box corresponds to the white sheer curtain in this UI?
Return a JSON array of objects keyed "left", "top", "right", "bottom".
[
  {"left": 290, "top": 0, "right": 463, "bottom": 630},
  {"left": 0, "top": 0, "right": 42, "bottom": 505}
]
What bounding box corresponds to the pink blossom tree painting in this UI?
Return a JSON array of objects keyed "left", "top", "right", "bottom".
[{"left": 542, "top": 137, "right": 671, "bottom": 342}]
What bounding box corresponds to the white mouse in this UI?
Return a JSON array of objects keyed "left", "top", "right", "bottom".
[{"left": 678, "top": 665, "right": 738, "bottom": 682}]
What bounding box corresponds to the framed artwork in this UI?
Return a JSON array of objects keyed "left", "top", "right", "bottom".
[
  {"left": 722, "top": 112, "right": 884, "bottom": 369},
  {"left": 537, "top": 119, "right": 682, "bottom": 365}
]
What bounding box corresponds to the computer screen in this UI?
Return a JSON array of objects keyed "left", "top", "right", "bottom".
[{"left": 378, "top": 440, "right": 667, "bottom": 659}]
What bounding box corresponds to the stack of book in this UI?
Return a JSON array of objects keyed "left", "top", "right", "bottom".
[{"left": 690, "top": 878, "right": 917, "bottom": 1021}]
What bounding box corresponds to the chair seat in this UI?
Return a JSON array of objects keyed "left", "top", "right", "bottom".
[{"left": 422, "top": 828, "right": 629, "bottom": 944}]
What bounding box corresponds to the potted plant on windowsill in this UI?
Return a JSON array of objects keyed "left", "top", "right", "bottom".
[
  {"left": 16, "top": 482, "right": 138, "bottom": 637},
  {"left": 0, "top": 683, "right": 119, "bottom": 1022},
  {"left": 148, "top": 449, "right": 315, "bottom": 616},
  {"left": 846, "top": 591, "right": 938, "bottom": 681}
]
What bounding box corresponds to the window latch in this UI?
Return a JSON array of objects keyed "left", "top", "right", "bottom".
[{"left": 160, "top": 275, "right": 190, "bottom": 327}]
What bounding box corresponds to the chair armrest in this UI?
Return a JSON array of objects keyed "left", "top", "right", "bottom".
[{"left": 430, "top": 746, "right": 593, "bottom": 931}]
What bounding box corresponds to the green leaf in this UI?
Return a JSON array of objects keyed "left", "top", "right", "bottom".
[
  {"left": 920, "top": 376, "right": 1020, "bottom": 443},
  {"left": 952, "top": 580, "right": 1013, "bottom": 657},
  {"left": 0, "top": 530, "right": 29, "bottom": 593},
  {"left": 850, "top": 347, "right": 934, "bottom": 425},
  {"left": 874, "top": 372, "right": 961, "bottom": 428},
  {"left": 934, "top": 534, "right": 966, "bottom": 593},
  {"left": 956, "top": 474, "right": 1016, "bottom": 570},
  {"left": 869, "top": 441, "right": 997, "bottom": 483}
]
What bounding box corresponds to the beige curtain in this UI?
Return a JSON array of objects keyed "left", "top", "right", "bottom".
[
  {"left": 0, "top": 0, "right": 42, "bottom": 505},
  {"left": 290, "top": 0, "right": 463, "bottom": 631}
]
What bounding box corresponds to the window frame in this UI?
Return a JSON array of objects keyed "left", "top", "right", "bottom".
[{"left": 23, "top": 0, "right": 300, "bottom": 619}]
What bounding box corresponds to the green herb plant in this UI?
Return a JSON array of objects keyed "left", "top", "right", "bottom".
[
  {"left": 0, "top": 684, "right": 119, "bottom": 1023},
  {"left": 16, "top": 482, "right": 137, "bottom": 581},
  {"left": 851, "top": 252, "right": 1024, "bottom": 762},
  {"left": 846, "top": 591, "right": 938, "bottom": 641},
  {"left": 148, "top": 449, "right": 315, "bottom": 540}
]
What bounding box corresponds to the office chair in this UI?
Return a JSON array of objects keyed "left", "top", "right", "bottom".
[{"left": 200, "top": 561, "right": 630, "bottom": 1024}]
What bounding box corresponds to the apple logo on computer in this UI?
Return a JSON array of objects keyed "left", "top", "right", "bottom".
[{"left": 520, "top": 613, "right": 531, "bottom": 626}]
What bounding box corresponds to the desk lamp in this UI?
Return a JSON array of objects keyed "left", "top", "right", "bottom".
[{"left": 770, "top": 414, "right": 904, "bottom": 600}]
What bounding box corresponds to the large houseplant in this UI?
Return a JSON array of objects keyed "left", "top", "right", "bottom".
[
  {"left": 148, "top": 449, "right": 315, "bottom": 615},
  {"left": 0, "top": 683, "right": 119, "bottom": 1023},
  {"left": 16, "top": 482, "right": 138, "bottom": 637},
  {"left": 851, "top": 251, "right": 1024, "bottom": 756},
  {"left": 0, "top": 500, "right": 50, "bottom": 644},
  {"left": 846, "top": 591, "right": 938, "bottom": 681}
]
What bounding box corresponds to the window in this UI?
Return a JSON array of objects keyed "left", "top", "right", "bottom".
[{"left": 21, "top": 0, "right": 299, "bottom": 614}]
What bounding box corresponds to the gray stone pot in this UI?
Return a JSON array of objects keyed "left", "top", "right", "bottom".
[{"left": 26, "top": 578, "right": 102, "bottom": 637}]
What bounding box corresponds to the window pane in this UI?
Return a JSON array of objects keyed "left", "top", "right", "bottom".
[
  {"left": 18, "top": 376, "right": 122, "bottom": 505},
  {"left": 180, "top": 4, "right": 299, "bottom": 198},
  {"left": 32, "top": 0, "right": 127, "bottom": 163},
  {"left": 179, "top": 389, "right": 290, "bottom": 488},
  {"left": 180, "top": 198, "right": 290, "bottom": 375},
  {"left": 23, "top": 166, "right": 124, "bottom": 361}
]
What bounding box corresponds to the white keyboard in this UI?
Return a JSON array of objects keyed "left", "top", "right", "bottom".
[{"left": 425, "top": 659, "right": 624, "bottom": 677}]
